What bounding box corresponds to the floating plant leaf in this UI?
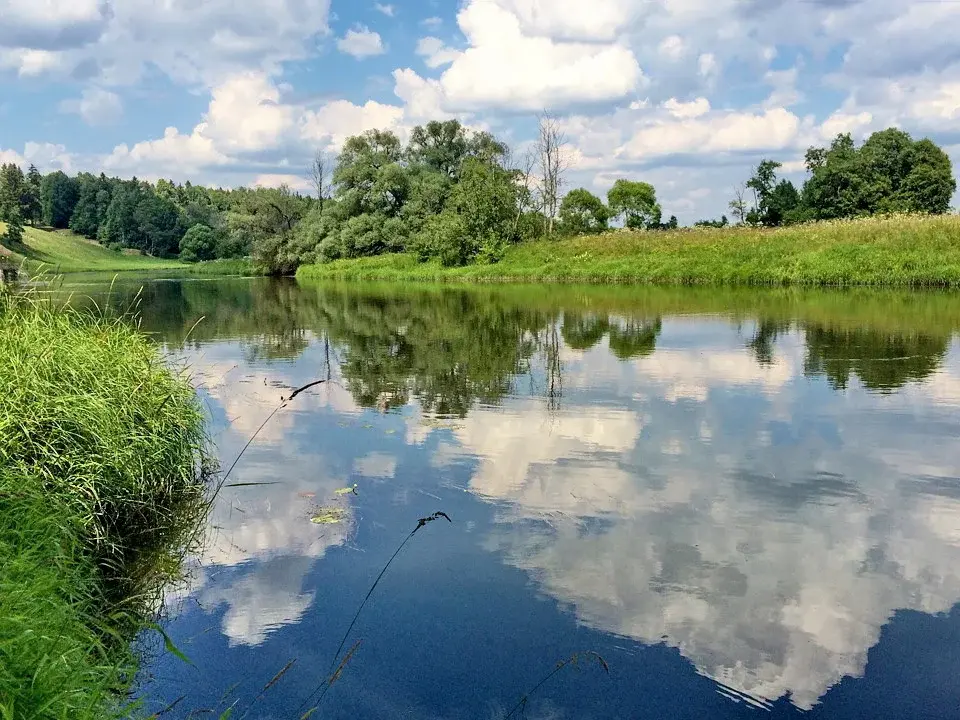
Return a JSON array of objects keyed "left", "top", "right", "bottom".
[
  {"left": 310, "top": 507, "right": 347, "bottom": 525},
  {"left": 335, "top": 484, "right": 358, "bottom": 496}
]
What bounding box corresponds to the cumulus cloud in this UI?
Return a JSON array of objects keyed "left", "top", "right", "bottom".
[
  {"left": 415, "top": 36, "right": 460, "bottom": 69},
  {"left": 399, "top": 0, "right": 642, "bottom": 113},
  {"left": 102, "top": 72, "right": 411, "bottom": 178},
  {"left": 0, "top": 0, "right": 110, "bottom": 50},
  {"left": 0, "top": 0, "right": 332, "bottom": 85},
  {"left": 337, "top": 25, "right": 386, "bottom": 59},
  {"left": 374, "top": 3, "right": 395, "bottom": 17},
  {"left": 58, "top": 86, "right": 122, "bottom": 126}
]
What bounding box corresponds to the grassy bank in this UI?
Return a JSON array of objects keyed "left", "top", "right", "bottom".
[
  {"left": 0, "top": 224, "right": 258, "bottom": 276},
  {"left": 0, "top": 291, "right": 209, "bottom": 719},
  {"left": 298, "top": 214, "right": 960, "bottom": 287}
]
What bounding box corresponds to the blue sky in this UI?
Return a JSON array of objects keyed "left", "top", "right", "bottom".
[{"left": 1, "top": 0, "right": 958, "bottom": 222}]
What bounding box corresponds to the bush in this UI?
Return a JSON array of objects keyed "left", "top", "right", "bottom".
[
  {"left": 411, "top": 211, "right": 474, "bottom": 266},
  {"left": 178, "top": 223, "right": 217, "bottom": 262}
]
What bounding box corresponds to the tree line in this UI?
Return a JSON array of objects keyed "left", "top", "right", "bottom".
[{"left": 0, "top": 120, "right": 954, "bottom": 275}]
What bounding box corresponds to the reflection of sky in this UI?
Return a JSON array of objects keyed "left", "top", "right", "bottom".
[
  {"left": 427, "top": 322, "right": 960, "bottom": 710},
  {"left": 131, "top": 293, "right": 960, "bottom": 718}
]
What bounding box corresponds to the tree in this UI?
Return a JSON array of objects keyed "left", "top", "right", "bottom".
[
  {"left": 764, "top": 179, "right": 801, "bottom": 226},
  {"left": 134, "top": 192, "right": 183, "bottom": 257},
  {"left": 1, "top": 209, "right": 24, "bottom": 244},
  {"left": 695, "top": 215, "right": 728, "bottom": 228},
  {"left": 309, "top": 149, "right": 334, "bottom": 206},
  {"left": 558, "top": 188, "right": 608, "bottom": 235},
  {"left": 178, "top": 223, "right": 217, "bottom": 262},
  {"left": 798, "top": 129, "right": 955, "bottom": 220},
  {"left": 447, "top": 157, "right": 519, "bottom": 263},
  {"left": 901, "top": 139, "right": 956, "bottom": 214},
  {"left": 0, "top": 163, "right": 26, "bottom": 226},
  {"left": 729, "top": 183, "right": 749, "bottom": 224},
  {"left": 24, "top": 165, "right": 42, "bottom": 225},
  {"left": 40, "top": 171, "right": 79, "bottom": 228},
  {"left": 407, "top": 120, "right": 470, "bottom": 178},
  {"left": 535, "top": 111, "right": 570, "bottom": 236},
  {"left": 746, "top": 160, "right": 780, "bottom": 221},
  {"left": 607, "top": 179, "right": 661, "bottom": 230}
]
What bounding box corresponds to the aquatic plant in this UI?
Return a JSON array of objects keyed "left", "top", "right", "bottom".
[{"left": 0, "top": 290, "right": 210, "bottom": 719}]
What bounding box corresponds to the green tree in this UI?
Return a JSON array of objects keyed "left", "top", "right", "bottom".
[
  {"left": 98, "top": 182, "right": 143, "bottom": 249},
  {"left": 445, "top": 156, "right": 518, "bottom": 263},
  {"left": 607, "top": 179, "right": 661, "bottom": 229},
  {"left": 406, "top": 120, "right": 470, "bottom": 178},
  {"left": 1, "top": 209, "right": 24, "bottom": 244},
  {"left": 901, "top": 139, "right": 956, "bottom": 214},
  {"left": 40, "top": 171, "right": 79, "bottom": 228},
  {"left": 24, "top": 165, "right": 42, "bottom": 225},
  {"left": 0, "top": 164, "right": 26, "bottom": 227},
  {"left": 334, "top": 129, "right": 405, "bottom": 217},
  {"left": 178, "top": 224, "right": 217, "bottom": 262},
  {"left": 799, "top": 129, "right": 955, "bottom": 219},
  {"left": 558, "top": 188, "right": 608, "bottom": 235}
]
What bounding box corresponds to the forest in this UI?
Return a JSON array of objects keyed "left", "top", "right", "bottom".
[{"left": 0, "top": 119, "right": 955, "bottom": 276}]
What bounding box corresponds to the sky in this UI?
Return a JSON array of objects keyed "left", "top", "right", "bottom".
[{"left": 0, "top": 0, "right": 958, "bottom": 223}]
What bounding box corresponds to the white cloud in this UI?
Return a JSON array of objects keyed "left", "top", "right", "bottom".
[
  {"left": 492, "top": 0, "right": 642, "bottom": 42},
  {"left": 415, "top": 36, "right": 460, "bottom": 69},
  {"left": 337, "top": 25, "right": 386, "bottom": 59},
  {"left": 102, "top": 72, "right": 411, "bottom": 177},
  {"left": 619, "top": 106, "right": 803, "bottom": 160},
  {"left": 0, "top": 0, "right": 110, "bottom": 50},
  {"left": 658, "top": 35, "right": 686, "bottom": 61},
  {"left": 401, "top": 0, "right": 642, "bottom": 113},
  {"left": 374, "top": 3, "right": 395, "bottom": 17},
  {"left": 697, "top": 52, "right": 718, "bottom": 78},
  {"left": 662, "top": 97, "right": 710, "bottom": 119},
  {"left": 252, "top": 173, "right": 312, "bottom": 192},
  {"left": 0, "top": 0, "right": 333, "bottom": 86},
  {"left": 421, "top": 16, "right": 443, "bottom": 30},
  {"left": 58, "top": 86, "right": 122, "bottom": 126}
]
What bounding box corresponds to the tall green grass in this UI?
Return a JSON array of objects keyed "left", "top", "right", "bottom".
[
  {"left": 0, "top": 289, "right": 210, "bottom": 719},
  {"left": 298, "top": 213, "right": 960, "bottom": 287}
]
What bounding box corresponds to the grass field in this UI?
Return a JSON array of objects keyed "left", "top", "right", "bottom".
[
  {"left": 298, "top": 214, "right": 960, "bottom": 288},
  {"left": 0, "top": 291, "right": 210, "bottom": 719},
  {"left": 1, "top": 223, "right": 189, "bottom": 273},
  {"left": 0, "top": 224, "right": 259, "bottom": 276}
]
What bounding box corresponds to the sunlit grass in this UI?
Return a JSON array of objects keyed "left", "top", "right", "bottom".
[
  {"left": 0, "top": 224, "right": 256, "bottom": 276},
  {"left": 298, "top": 213, "right": 960, "bottom": 287},
  {"left": 0, "top": 289, "right": 211, "bottom": 719}
]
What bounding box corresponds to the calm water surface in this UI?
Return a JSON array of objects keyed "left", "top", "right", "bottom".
[{"left": 65, "top": 278, "right": 960, "bottom": 718}]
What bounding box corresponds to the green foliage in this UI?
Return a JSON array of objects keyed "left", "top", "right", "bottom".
[
  {"left": 0, "top": 163, "right": 27, "bottom": 228},
  {"left": 179, "top": 223, "right": 218, "bottom": 262},
  {"left": 800, "top": 130, "right": 956, "bottom": 220},
  {"left": 694, "top": 215, "right": 729, "bottom": 228},
  {"left": 607, "top": 179, "right": 662, "bottom": 229},
  {"left": 411, "top": 211, "right": 473, "bottom": 267},
  {"left": 0, "top": 293, "right": 209, "bottom": 719},
  {"left": 2, "top": 209, "right": 24, "bottom": 244},
  {"left": 558, "top": 188, "right": 609, "bottom": 235},
  {"left": 40, "top": 171, "right": 80, "bottom": 228},
  {"left": 299, "top": 214, "right": 960, "bottom": 288}
]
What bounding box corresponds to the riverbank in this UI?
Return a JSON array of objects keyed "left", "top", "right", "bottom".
[
  {"left": 298, "top": 214, "right": 960, "bottom": 287},
  {"left": 0, "top": 224, "right": 258, "bottom": 276},
  {"left": 0, "top": 291, "right": 209, "bottom": 719}
]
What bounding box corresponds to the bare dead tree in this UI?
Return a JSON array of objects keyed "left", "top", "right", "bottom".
[
  {"left": 513, "top": 146, "right": 539, "bottom": 236},
  {"left": 309, "top": 150, "right": 334, "bottom": 207},
  {"left": 534, "top": 111, "right": 571, "bottom": 237},
  {"left": 729, "top": 183, "right": 749, "bottom": 225}
]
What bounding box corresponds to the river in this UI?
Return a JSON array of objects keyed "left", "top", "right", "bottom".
[{"left": 61, "top": 276, "right": 960, "bottom": 718}]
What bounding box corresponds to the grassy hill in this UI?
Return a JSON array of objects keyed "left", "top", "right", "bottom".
[
  {"left": 298, "top": 213, "right": 960, "bottom": 288},
  {"left": 0, "top": 224, "right": 188, "bottom": 274}
]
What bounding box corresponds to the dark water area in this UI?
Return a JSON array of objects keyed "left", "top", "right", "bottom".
[{"left": 58, "top": 277, "right": 960, "bottom": 718}]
